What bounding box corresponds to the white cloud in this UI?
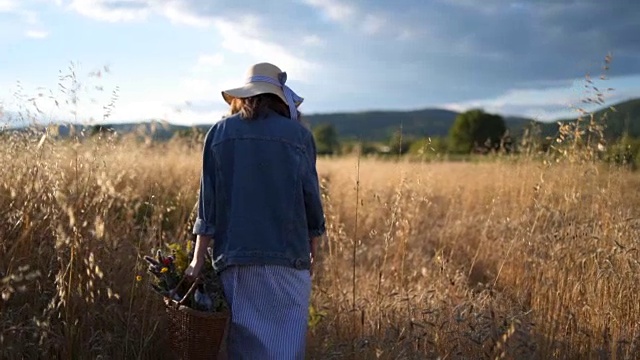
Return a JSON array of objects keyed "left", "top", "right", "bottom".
[
  {"left": 107, "top": 98, "right": 225, "bottom": 125},
  {"left": 68, "top": 0, "right": 152, "bottom": 22},
  {"left": 361, "top": 14, "right": 386, "bottom": 35},
  {"left": 214, "top": 17, "right": 319, "bottom": 82},
  {"left": 103, "top": 74, "right": 234, "bottom": 124},
  {"left": 25, "top": 29, "right": 49, "bottom": 39},
  {"left": 195, "top": 54, "right": 224, "bottom": 69},
  {"left": 176, "top": 77, "right": 224, "bottom": 103},
  {"left": 2, "top": 73, "right": 229, "bottom": 125},
  {"left": 170, "top": 109, "right": 227, "bottom": 125},
  {"left": 0, "top": 1, "right": 39, "bottom": 23},
  {"left": 440, "top": 78, "right": 616, "bottom": 120},
  {"left": 65, "top": 0, "right": 213, "bottom": 26},
  {"left": 20, "top": 9, "right": 38, "bottom": 24},
  {"left": 53, "top": 0, "right": 321, "bottom": 122},
  {"left": 0, "top": 0, "right": 17, "bottom": 12},
  {"left": 302, "top": 34, "right": 325, "bottom": 47},
  {"left": 453, "top": 87, "right": 576, "bottom": 109},
  {"left": 302, "top": 0, "right": 393, "bottom": 36},
  {"left": 303, "top": 0, "right": 355, "bottom": 23},
  {"left": 161, "top": 1, "right": 211, "bottom": 27},
  {"left": 0, "top": 1, "right": 50, "bottom": 38}
]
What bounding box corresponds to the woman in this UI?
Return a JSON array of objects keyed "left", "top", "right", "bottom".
[{"left": 184, "top": 62, "right": 326, "bottom": 359}]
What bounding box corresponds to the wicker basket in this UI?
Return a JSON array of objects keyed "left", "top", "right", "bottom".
[{"left": 164, "top": 278, "right": 230, "bottom": 360}]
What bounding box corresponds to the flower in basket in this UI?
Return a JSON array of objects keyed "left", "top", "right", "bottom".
[{"left": 142, "top": 241, "right": 228, "bottom": 313}]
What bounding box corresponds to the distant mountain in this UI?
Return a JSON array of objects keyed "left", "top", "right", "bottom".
[
  {"left": 303, "top": 109, "right": 458, "bottom": 141},
  {"left": 548, "top": 98, "right": 640, "bottom": 139},
  {"left": 303, "top": 98, "right": 640, "bottom": 142},
  {"left": 54, "top": 122, "right": 196, "bottom": 141},
  {"left": 304, "top": 109, "right": 534, "bottom": 141},
  {"left": 3, "top": 98, "right": 638, "bottom": 143},
  {"left": 1, "top": 121, "right": 197, "bottom": 141}
]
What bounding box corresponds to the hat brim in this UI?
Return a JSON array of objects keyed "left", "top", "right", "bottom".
[{"left": 221, "top": 83, "right": 303, "bottom": 108}]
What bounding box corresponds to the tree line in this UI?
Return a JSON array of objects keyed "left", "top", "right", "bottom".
[
  {"left": 312, "top": 108, "right": 640, "bottom": 168},
  {"left": 312, "top": 109, "right": 513, "bottom": 155}
]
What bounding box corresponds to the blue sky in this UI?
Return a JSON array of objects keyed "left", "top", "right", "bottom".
[{"left": 1, "top": 0, "right": 639, "bottom": 126}]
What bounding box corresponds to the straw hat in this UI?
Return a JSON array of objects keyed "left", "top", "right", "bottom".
[{"left": 221, "top": 62, "right": 304, "bottom": 110}]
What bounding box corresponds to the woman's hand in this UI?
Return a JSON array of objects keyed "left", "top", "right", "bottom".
[
  {"left": 184, "top": 235, "right": 212, "bottom": 282},
  {"left": 184, "top": 257, "right": 206, "bottom": 282}
]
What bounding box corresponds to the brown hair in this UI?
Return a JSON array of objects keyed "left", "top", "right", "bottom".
[{"left": 229, "top": 93, "right": 301, "bottom": 121}]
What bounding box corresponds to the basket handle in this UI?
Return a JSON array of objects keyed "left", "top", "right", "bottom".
[{"left": 168, "top": 275, "right": 201, "bottom": 309}]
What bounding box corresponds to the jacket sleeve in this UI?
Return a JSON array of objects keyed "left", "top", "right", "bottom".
[
  {"left": 192, "top": 127, "right": 217, "bottom": 237},
  {"left": 302, "top": 131, "right": 326, "bottom": 238}
]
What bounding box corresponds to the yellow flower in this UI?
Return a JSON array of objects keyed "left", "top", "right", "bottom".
[
  {"left": 136, "top": 275, "right": 142, "bottom": 282},
  {"left": 161, "top": 267, "right": 168, "bottom": 273},
  {"left": 308, "top": 304, "right": 326, "bottom": 328},
  {"left": 167, "top": 243, "right": 188, "bottom": 273}
]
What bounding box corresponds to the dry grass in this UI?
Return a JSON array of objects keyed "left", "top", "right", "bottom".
[
  {"left": 1, "top": 130, "right": 639, "bottom": 359},
  {"left": 311, "top": 156, "right": 640, "bottom": 359}
]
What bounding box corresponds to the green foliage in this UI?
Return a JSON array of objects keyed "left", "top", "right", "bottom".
[
  {"left": 448, "top": 109, "right": 507, "bottom": 154},
  {"left": 312, "top": 123, "right": 340, "bottom": 155},
  {"left": 605, "top": 134, "right": 640, "bottom": 169},
  {"left": 90, "top": 124, "right": 114, "bottom": 137},
  {"left": 408, "top": 136, "right": 449, "bottom": 156},
  {"left": 338, "top": 141, "right": 383, "bottom": 156},
  {"left": 173, "top": 127, "right": 206, "bottom": 138},
  {"left": 359, "top": 142, "right": 383, "bottom": 155},
  {"left": 171, "top": 127, "right": 207, "bottom": 148},
  {"left": 388, "top": 129, "right": 414, "bottom": 155}
]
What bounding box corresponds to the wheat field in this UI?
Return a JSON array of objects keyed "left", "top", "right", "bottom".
[{"left": 1, "top": 130, "right": 639, "bottom": 360}]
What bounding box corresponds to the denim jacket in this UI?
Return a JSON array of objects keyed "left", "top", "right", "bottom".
[{"left": 192, "top": 110, "right": 326, "bottom": 272}]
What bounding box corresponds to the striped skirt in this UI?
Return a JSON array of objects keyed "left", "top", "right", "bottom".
[{"left": 220, "top": 264, "right": 312, "bottom": 360}]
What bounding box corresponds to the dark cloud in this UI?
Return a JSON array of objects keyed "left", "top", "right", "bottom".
[
  {"left": 299, "top": 0, "right": 640, "bottom": 108},
  {"left": 90, "top": 0, "right": 640, "bottom": 109}
]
